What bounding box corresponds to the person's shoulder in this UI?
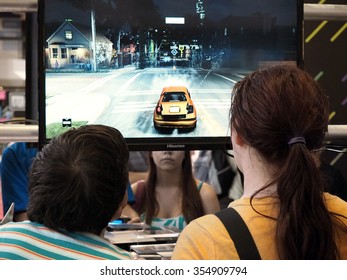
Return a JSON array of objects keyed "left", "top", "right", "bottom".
[
  {"left": 323, "top": 192, "right": 347, "bottom": 214},
  {"left": 0, "top": 220, "right": 32, "bottom": 231},
  {"left": 133, "top": 179, "right": 146, "bottom": 188},
  {"left": 188, "top": 213, "right": 228, "bottom": 235},
  {"left": 175, "top": 215, "right": 220, "bottom": 248},
  {"left": 174, "top": 207, "right": 245, "bottom": 259},
  {"left": 197, "top": 180, "right": 215, "bottom": 193},
  {"left": 2, "top": 142, "right": 23, "bottom": 158},
  {"left": 323, "top": 192, "right": 346, "bottom": 202},
  {"left": 2, "top": 142, "right": 37, "bottom": 159},
  {"left": 131, "top": 179, "right": 147, "bottom": 195},
  {"left": 1, "top": 143, "right": 26, "bottom": 169},
  {"left": 4, "top": 142, "right": 26, "bottom": 152},
  {"left": 198, "top": 182, "right": 218, "bottom": 200}
]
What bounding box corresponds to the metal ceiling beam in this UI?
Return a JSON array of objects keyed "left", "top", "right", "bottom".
[
  {"left": 0, "top": 0, "right": 37, "bottom": 13},
  {"left": 304, "top": 4, "right": 347, "bottom": 21},
  {"left": 0, "top": 124, "right": 347, "bottom": 143}
]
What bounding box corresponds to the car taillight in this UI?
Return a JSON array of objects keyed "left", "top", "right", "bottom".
[
  {"left": 186, "top": 104, "right": 193, "bottom": 113},
  {"left": 156, "top": 105, "right": 162, "bottom": 114}
]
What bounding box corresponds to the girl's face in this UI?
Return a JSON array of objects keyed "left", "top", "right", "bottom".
[{"left": 151, "top": 151, "right": 185, "bottom": 172}]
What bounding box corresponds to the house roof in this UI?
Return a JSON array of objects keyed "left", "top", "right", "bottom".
[{"left": 46, "top": 20, "right": 112, "bottom": 46}]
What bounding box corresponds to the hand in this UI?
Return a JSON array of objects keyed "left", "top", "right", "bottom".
[
  {"left": 126, "top": 216, "right": 141, "bottom": 224},
  {"left": 121, "top": 204, "right": 141, "bottom": 223}
]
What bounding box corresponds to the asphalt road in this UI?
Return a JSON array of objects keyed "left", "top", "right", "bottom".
[{"left": 45, "top": 66, "right": 245, "bottom": 139}]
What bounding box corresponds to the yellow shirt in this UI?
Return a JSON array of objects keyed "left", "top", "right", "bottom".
[{"left": 171, "top": 193, "right": 347, "bottom": 260}]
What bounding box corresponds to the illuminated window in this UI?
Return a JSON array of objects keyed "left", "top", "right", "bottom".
[
  {"left": 61, "top": 48, "right": 67, "bottom": 59},
  {"left": 65, "top": 30, "right": 73, "bottom": 40},
  {"left": 52, "top": 48, "right": 58, "bottom": 58}
]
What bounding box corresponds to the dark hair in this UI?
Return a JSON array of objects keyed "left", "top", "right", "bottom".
[
  {"left": 27, "top": 125, "right": 129, "bottom": 235},
  {"left": 141, "top": 151, "right": 204, "bottom": 225},
  {"left": 230, "top": 65, "right": 345, "bottom": 259}
]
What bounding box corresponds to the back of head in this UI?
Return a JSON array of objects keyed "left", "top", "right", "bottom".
[
  {"left": 27, "top": 125, "right": 129, "bottom": 235},
  {"left": 230, "top": 64, "right": 329, "bottom": 157},
  {"left": 230, "top": 65, "right": 339, "bottom": 259}
]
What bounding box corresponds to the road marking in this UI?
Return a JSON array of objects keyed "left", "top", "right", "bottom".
[
  {"left": 213, "top": 73, "right": 238, "bottom": 83},
  {"left": 117, "top": 72, "right": 142, "bottom": 93},
  {"left": 75, "top": 70, "right": 134, "bottom": 94}
]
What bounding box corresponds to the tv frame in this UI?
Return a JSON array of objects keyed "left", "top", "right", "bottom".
[{"left": 38, "top": 0, "right": 304, "bottom": 151}]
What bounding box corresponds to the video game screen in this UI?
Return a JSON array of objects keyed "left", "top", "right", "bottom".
[{"left": 38, "top": 0, "right": 303, "bottom": 150}]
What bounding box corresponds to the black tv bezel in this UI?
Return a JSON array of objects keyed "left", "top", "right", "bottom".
[{"left": 37, "top": 0, "right": 304, "bottom": 151}]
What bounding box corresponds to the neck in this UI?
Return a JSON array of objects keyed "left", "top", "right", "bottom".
[
  {"left": 240, "top": 149, "right": 277, "bottom": 198},
  {"left": 155, "top": 169, "right": 182, "bottom": 188},
  {"left": 242, "top": 175, "right": 277, "bottom": 198}
]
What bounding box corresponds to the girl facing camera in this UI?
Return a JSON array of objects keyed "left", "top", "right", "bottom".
[{"left": 124, "top": 150, "right": 220, "bottom": 230}]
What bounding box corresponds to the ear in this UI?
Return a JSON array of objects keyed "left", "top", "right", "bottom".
[
  {"left": 234, "top": 132, "right": 245, "bottom": 146},
  {"left": 231, "top": 126, "right": 245, "bottom": 147}
]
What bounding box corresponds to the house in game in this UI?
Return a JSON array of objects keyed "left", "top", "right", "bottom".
[{"left": 46, "top": 19, "right": 113, "bottom": 71}]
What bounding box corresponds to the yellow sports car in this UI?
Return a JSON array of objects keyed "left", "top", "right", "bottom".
[{"left": 153, "top": 86, "right": 197, "bottom": 129}]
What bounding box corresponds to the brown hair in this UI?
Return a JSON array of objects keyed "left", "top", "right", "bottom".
[
  {"left": 28, "top": 125, "right": 129, "bottom": 235},
  {"left": 230, "top": 65, "right": 345, "bottom": 259},
  {"left": 139, "top": 151, "right": 204, "bottom": 225}
]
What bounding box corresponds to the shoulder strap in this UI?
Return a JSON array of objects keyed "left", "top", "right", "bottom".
[{"left": 215, "top": 207, "right": 261, "bottom": 260}]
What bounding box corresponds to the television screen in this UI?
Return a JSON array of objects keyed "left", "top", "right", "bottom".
[{"left": 38, "top": 0, "right": 303, "bottom": 150}]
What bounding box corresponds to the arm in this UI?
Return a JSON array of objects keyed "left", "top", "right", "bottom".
[
  {"left": 121, "top": 181, "right": 141, "bottom": 223},
  {"left": 200, "top": 182, "right": 220, "bottom": 214}
]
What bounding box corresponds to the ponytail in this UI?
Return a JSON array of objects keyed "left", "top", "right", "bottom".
[
  {"left": 231, "top": 65, "right": 345, "bottom": 259},
  {"left": 275, "top": 144, "right": 338, "bottom": 259}
]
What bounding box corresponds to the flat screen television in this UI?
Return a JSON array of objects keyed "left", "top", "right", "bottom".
[{"left": 38, "top": 0, "right": 303, "bottom": 150}]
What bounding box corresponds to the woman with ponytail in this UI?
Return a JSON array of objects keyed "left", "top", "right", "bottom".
[{"left": 172, "top": 65, "right": 347, "bottom": 259}]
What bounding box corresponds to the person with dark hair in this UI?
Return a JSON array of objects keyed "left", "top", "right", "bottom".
[
  {"left": 172, "top": 65, "right": 347, "bottom": 259},
  {"left": 0, "top": 144, "right": 137, "bottom": 223},
  {"left": 125, "top": 150, "right": 220, "bottom": 230},
  {"left": 0, "top": 125, "right": 132, "bottom": 259}
]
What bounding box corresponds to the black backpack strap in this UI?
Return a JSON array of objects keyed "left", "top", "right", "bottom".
[{"left": 215, "top": 207, "right": 261, "bottom": 260}]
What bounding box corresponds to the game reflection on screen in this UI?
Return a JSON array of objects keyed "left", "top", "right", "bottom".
[{"left": 42, "top": 0, "right": 300, "bottom": 148}]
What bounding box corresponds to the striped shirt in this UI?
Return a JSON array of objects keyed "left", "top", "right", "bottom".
[
  {"left": 149, "top": 215, "right": 187, "bottom": 231},
  {"left": 0, "top": 221, "right": 132, "bottom": 260}
]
